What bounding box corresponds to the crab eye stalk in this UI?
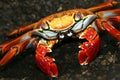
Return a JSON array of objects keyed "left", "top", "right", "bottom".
[
  {"left": 74, "top": 12, "right": 82, "bottom": 21},
  {"left": 40, "top": 22, "right": 49, "bottom": 30}
]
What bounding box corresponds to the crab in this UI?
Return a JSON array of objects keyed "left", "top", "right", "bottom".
[{"left": 0, "top": 0, "right": 120, "bottom": 77}]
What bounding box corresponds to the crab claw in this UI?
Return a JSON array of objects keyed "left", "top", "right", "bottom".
[
  {"left": 78, "top": 36, "right": 100, "bottom": 65},
  {"left": 78, "top": 27, "right": 100, "bottom": 65},
  {"left": 35, "top": 45, "right": 58, "bottom": 77}
]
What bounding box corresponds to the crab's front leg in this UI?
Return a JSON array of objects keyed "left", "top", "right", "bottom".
[
  {"left": 35, "top": 39, "right": 58, "bottom": 77},
  {"left": 77, "top": 27, "right": 100, "bottom": 65}
]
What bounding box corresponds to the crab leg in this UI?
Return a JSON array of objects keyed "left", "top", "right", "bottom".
[
  {"left": 0, "top": 32, "right": 36, "bottom": 66},
  {"left": 0, "top": 32, "right": 32, "bottom": 54},
  {"left": 102, "top": 21, "right": 120, "bottom": 41},
  {"left": 87, "top": 0, "right": 118, "bottom": 12},
  {"left": 96, "top": 8, "right": 120, "bottom": 18},
  {"left": 94, "top": 7, "right": 120, "bottom": 28},
  {"left": 95, "top": 18, "right": 120, "bottom": 41},
  {"left": 35, "top": 40, "right": 58, "bottom": 77},
  {"left": 91, "top": 6, "right": 120, "bottom": 41},
  {"left": 77, "top": 27, "right": 100, "bottom": 65},
  {"left": 107, "top": 16, "right": 120, "bottom": 23},
  {"left": 0, "top": 38, "right": 31, "bottom": 66},
  {"left": 6, "top": 21, "right": 40, "bottom": 36}
]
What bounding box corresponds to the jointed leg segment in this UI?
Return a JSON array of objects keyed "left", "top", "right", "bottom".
[
  {"left": 87, "top": 0, "right": 118, "bottom": 12},
  {"left": 94, "top": 8, "right": 120, "bottom": 41},
  {"left": 95, "top": 18, "right": 120, "bottom": 41},
  {"left": 0, "top": 32, "right": 35, "bottom": 66},
  {"left": 6, "top": 21, "right": 40, "bottom": 36}
]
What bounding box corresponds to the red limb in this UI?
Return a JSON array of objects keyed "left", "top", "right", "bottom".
[
  {"left": 87, "top": 0, "right": 118, "bottom": 12},
  {"left": 0, "top": 38, "right": 32, "bottom": 66},
  {"left": 95, "top": 18, "right": 120, "bottom": 41},
  {"left": 96, "top": 8, "right": 120, "bottom": 18},
  {"left": 0, "top": 33, "right": 32, "bottom": 54},
  {"left": 103, "top": 21, "right": 120, "bottom": 41},
  {"left": 77, "top": 27, "right": 100, "bottom": 65},
  {"left": 6, "top": 21, "right": 40, "bottom": 36},
  {"left": 0, "top": 32, "right": 37, "bottom": 66},
  {"left": 107, "top": 16, "right": 120, "bottom": 23}
]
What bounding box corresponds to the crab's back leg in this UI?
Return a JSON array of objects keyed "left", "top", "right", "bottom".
[
  {"left": 87, "top": 0, "right": 118, "bottom": 12},
  {"left": 0, "top": 32, "right": 37, "bottom": 66},
  {"left": 93, "top": 8, "right": 120, "bottom": 41},
  {"left": 107, "top": 16, "right": 120, "bottom": 23},
  {"left": 96, "top": 8, "right": 120, "bottom": 18},
  {"left": 0, "top": 32, "right": 32, "bottom": 54},
  {"left": 95, "top": 18, "right": 120, "bottom": 41},
  {"left": 6, "top": 21, "right": 40, "bottom": 36}
]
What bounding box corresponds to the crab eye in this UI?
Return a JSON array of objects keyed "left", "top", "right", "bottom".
[
  {"left": 40, "top": 22, "right": 49, "bottom": 30},
  {"left": 74, "top": 12, "right": 81, "bottom": 21}
]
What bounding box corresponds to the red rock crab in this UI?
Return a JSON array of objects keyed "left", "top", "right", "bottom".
[{"left": 0, "top": 0, "right": 120, "bottom": 77}]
